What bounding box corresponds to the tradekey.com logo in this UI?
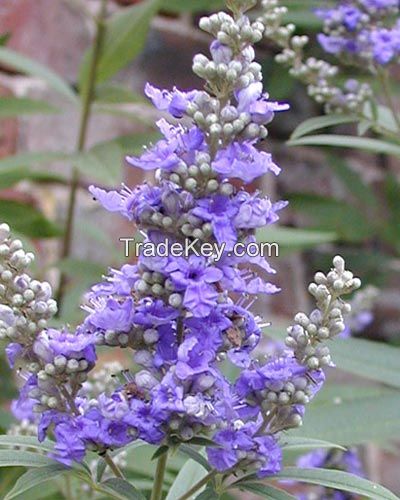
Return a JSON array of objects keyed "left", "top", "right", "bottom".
[{"left": 119, "top": 237, "right": 280, "bottom": 261}]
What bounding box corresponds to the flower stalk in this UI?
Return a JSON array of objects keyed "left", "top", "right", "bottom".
[
  {"left": 56, "top": 0, "right": 108, "bottom": 311},
  {"left": 151, "top": 452, "right": 168, "bottom": 500}
]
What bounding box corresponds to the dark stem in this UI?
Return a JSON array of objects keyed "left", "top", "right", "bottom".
[
  {"left": 176, "top": 316, "right": 184, "bottom": 344},
  {"left": 151, "top": 451, "right": 168, "bottom": 500},
  {"left": 56, "top": 0, "right": 108, "bottom": 311},
  {"left": 176, "top": 471, "right": 217, "bottom": 500}
]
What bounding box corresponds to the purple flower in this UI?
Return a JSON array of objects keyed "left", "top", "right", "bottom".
[
  {"left": 175, "top": 336, "right": 215, "bottom": 379},
  {"left": 145, "top": 83, "right": 199, "bottom": 118},
  {"left": 85, "top": 298, "right": 135, "bottom": 333},
  {"left": 134, "top": 299, "right": 180, "bottom": 327},
  {"left": 210, "top": 40, "right": 233, "bottom": 63},
  {"left": 166, "top": 255, "right": 223, "bottom": 317},
  {"left": 126, "top": 121, "right": 205, "bottom": 172},
  {"left": 212, "top": 142, "right": 280, "bottom": 183},
  {"left": 236, "top": 82, "right": 289, "bottom": 125},
  {"left": 192, "top": 195, "right": 238, "bottom": 250},
  {"left": 233, "top": 191, "right": 287, "bottom": 229},
  {"left": 317, "top": 34, "right": 348, "bottom": 54},
  {"left": 50, "top": 422, "right": 86, "bottom": 466},
  {"left": 5, "top": 342, "right": 23, "bottom": 368},
  {"left": 11, "top": 375, "right": 38, "bottom": 423},
  {"left": 207, "top": 427, "right": 254, "bottom": 471},
  {"left": 33, "top": 329, "right": 96, "bottom": 365}
]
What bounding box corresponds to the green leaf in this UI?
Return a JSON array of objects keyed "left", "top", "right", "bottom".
[
  {"left": 100, "top": 478, "right": 145, "bottom": 500},
  {"left": 330, "top": 338, "right": 400, "bottom": 389},
  {"left": 280, "top": 436, "right": 346, "bottom": 453},
  {"left": 0, "top": 200, "right": 62, "bottom": 238},
  {"left": 0, "top": 47, "right": 76, "bottom": 102},
  {"left": 178, "top": 444, "right": 211, "bottom": 472},
  {"left": 74, "top": 133, "right": 159, "bottom": 185},
  {"left": 235, "top": 482, "right": 296, "bottom": 500},
  {"left": 0, "top": 151, "right": 70, "bottom": 169},
  {"left": 292, "top": 389, "right": 400, "bottom": 446},
  {"left": 288, "top": 134, "right": 400, "bottom": 157},
  {"left": 273, "top": 467, "right": 399, "bottom": 500},
  {"left": 0, "top": 33, "right": 11, "bottom": 47},
  {"left": 195, "top": 486, "right": 219, "bottom": 499},
  {"left": 56, "top": 258, "right": 105, "bottom": 281},
  {"left": 287, "top": 194, "right": 372, "bottom": 242},
  {"left": 4, "top": 463, "right": 66, "bottom": 500},
  {"left": 94, "top": 84, "right": 147, "bottom": 105},
  {"left": 0, "top": 167, "right": 65, "bottom": 189},
  {"left": 257, "top": 225, "right": 337, "bottom": 252},
  {"left": 0, "top": 450, "right": 56, "bottom": 468},
  {"left": 328, "top": 156, "right": 379, "bottom": 211},
  {"left": 151, "top": 445, "right": 169, "bottom": 460},
  {"left": 79, "top": 0, "right": 159, "bottom": 90},
  {"left": 184, "top": 437, "right": 218, "bottom": 447},
  {"left": 160, "top": 0, "right": 224, "bottom": 12},
  {"left": 384, "top": 173, "right": 400, "bottom": 249},
  {"left": 364, "top": 104, "right": 399, "bottom": 135},
  {"left": 166, "top": 459, "right": 209, "bottom": 500},
  {"left": 0, "top": 97, "right": 59, "bottom": 118},
  {"left": 0, "top": 435, "right": 54, "bottom": 453},
  {"left": 290, "top": 115, "right": 358, "bottom": 140}
]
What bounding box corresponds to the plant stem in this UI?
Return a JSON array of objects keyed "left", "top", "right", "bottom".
[
  {"left": 151, "top": 452, "right": 168, "bottom": 500},
  {"left": 65, "top": 476, "right": 74, "bottom": 500},
  {"left": 177, "top": 471, "right": 217, "bottom": 500},
  {"left": 377, "top": 67, "right": 400, "bottom": 133},
  {"left": 56, "top": 0, "right": 108, "bottom": 311},
  {"left": 104, "top": 451, "right": 125, "bottom": 479}
]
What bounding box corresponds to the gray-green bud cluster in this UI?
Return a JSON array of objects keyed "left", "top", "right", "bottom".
[
  {"left": 285, "top": 255, "right": 361, "bottom": 369},
  {"left": 188, "top": 9, "right": 271, "bottom": 151},
  {"left": 0, "top": 223, "right": 57, "bottom": 345}
]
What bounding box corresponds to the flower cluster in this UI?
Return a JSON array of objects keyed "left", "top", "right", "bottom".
[
  {"left": 260, "top": 0, "right": 374, "bottom": 114},
  {"left": 297, "top": 448, "right": 365, "bottom": 499},
  {"left": 316, "top": 0, "right": 400, "bottom": 66},
  {"left": 0, "top": 0, "right": 360, "bottom": 481}
]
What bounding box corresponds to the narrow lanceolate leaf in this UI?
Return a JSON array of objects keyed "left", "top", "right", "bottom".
[
  {"left": 0, "top": 450, "right": 56, "bottom": 468},
  {"left": 0, "top": 151, "right": 70, "bottom": 169},
  {"left": 195, "top": 486, "right": 220, "bottom": 499},
  {"left": 161, "top": 0, "right": 224, "bottom": 13},
  {"left": 100, "top": 478, "right": 146, "bottom": 500},
  {"left": 166, "top": 459, "right": 209, "bottom": 500},
  {"left": 288, "top": 135, "right": 400, "bottom": 157},
  {"left": 273, "top": 467, "right": 399, "bottom": 500},
  {"left": 178, "top": 444, "right": 212, "bottom": 471},
  {"left": 328, "top": 157, "right": 379, "bottom": 211},
  {"left": 4, "top": 463, "right": 66, "bottom": 500},
  {"left": 0, "top": 167, "right": 65, "bottom": 189},
  {"left": 0, "top": 97, "right": 59, "bottom": 117},
  {"left": 330, "top": 338, "right": 400, "bottom": 388},
  {"left": 235, "top": 482, "right": 296, "bottom": 500},
  {"left": 74, "top": 133, "right": 159, "bottom": 185},
  {"left": 257, "top": 226, "right": 337, "bottom": 251},
  {"left": 0, "top": 200, "right": 62, "bottom": 238},
  {"left": 79, "top": 0, "right": 159, "bottom": 90},
  {"left": 0, "top": 435, "right": 54, "bottom": 452},
  {"left": 0, "top": 47, "right": 76, "bottom": 102},
  {"left": 290, "top": 115, "right": 358, "bottom": 140},
  {"left": 291, "top": 390, "right": 400, "bottom": 446},
  {"left": 280, "top": 436, "right": 346, "bottom": 453}
]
